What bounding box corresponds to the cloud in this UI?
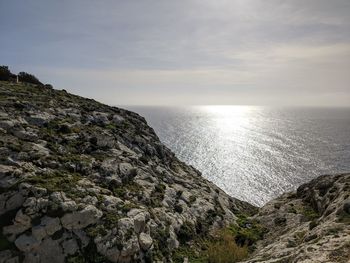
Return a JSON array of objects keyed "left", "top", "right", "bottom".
[{"left": 0, "top": 0, "right": 349, "bottom": 106}]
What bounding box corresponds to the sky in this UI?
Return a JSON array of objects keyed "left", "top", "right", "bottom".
[{"left": 1, "top": 0, "right": 350, "bottom": 106}]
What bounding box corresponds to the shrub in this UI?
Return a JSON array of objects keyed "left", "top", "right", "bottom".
[
  {"left": 0, "top": 66, "right": 12, "bottom": 81},
  {"left": 18, "top": 71, "right": 42, "bottom": 85},
  {"left": 208, "top": 230, "right": 248, "bottom": 263},
  {"left": 177, "top": 221, "right": 195, "bottom": 244},
  {"left": 150, "top": 183, "right": 166, "bottom": 207},
  {"left": 229, "top": 213, "right": 266, "bottom": 247}
]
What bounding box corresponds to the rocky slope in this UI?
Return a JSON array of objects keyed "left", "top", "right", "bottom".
[
  {"left": 0, "top": 80, "right": 349, "bottom": 263},
  {"left": 0, "top": 81, "right": 255, "bottom": 263},
  {"left": 245, "top": 173, "right": 350, "bottom": 263}
]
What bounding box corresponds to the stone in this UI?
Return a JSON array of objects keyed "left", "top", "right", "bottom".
[
  {"left": 62, "top": 238, "right": 79, "bottom": 255},
  {"left": 82, "top": 195, "right": 98, "bottom": 206},
  {"left": 41, "top": 216, "right": 61, "bottom": 235},
  {"left": 73, "top": 230, "right": 90, "bottom": 248},
  {"left": 96, "top": 134, "right": 115, "bottom": 148},
  {"left": 50, "top": 192, "right": 77, "bottom": 211},
  {"left": 139, "top": 233, "right": 153, "bottom": 250},
  {"left": 14, "top": 234, "right": 40, "bottom": 252},
  {"left": 0, "top": 120, "right": 16, "bottom": 130},
  {"left": 13, "top": 129, "right": 38, "bottom": 141},
  {"left": 167, "top": 229, "right": 179, "bottom": 250},
  {"left": 26, "top": 113, "right": 53, "bottom": 126},
  {"left": 32, "top": 225, "right": 47, "bottom": 241},
  {"left": 0, "top": 164, "right": 16, "bottom": 178},
  {"left": 105, "top": 247, "right": 120, "bottom": 263},
  {"left": 61, "top": 205, "right": 103, "bottom": 230},
  {"left": 5, "top": 193, "right": 24, "bottom": 212},
  {"left": 30, "top": 143, "right": 50, "bottom": 157},
  {"left": 3, "top": 210, "right": 31, "bottom": 240},
  {"left": 31, "top": 237, "right": 64, "bottom": 263},
  {"left": 92, "top": 111, "right": 110, "bottom": 124},
  {"left": 112, "top": 114, "right": 124, "bottom": 124},
  {"left": 120, "top": 235, "right": 139, "bottom": 257},
  {"left": 133, "top": 213, "right": 146, "bottom": 234},
  {"left": 118, "top": 218, "right": 134, "bottom": 234},
  {"left": 119, "top": 162, "right": 137, "bottom": 181}
]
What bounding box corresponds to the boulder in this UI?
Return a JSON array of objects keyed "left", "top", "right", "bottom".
[
  {"left": 120, "top": 235, "right": 139, "bottom": 258},
  {"left": 3, "top": 210, "right": 31, "bottom": 240},
  {"left": 30, "top": 237, "right": 64, "bottom": 263},
  {"left": 62, "top": 238, "right": 79, "bottom": 255},
  {"left": 60, "top": 205, "right": 103, "bottom": 230},
  {"left": 92, "top": 111, "right": 110, "bottom": 125},
  {"left": 0, "top": 120, "right": 16, "bottom": 130},
  {"left": 119, "top": 163, "right": 137, "bottom": 181},
  {"left": 32, "top": 216, "right": 61, "bottom": 241},
  {"left": 4, "top": 192, "right": 24, "bottom": 212},
  {"left": 139, "top": 233, "right": 153, "bottom": 250},
  {"left": 14, "top": 234, "right": 40, "bottom": 252},
  {"left": 26, "top": 113, "right": 53, "bottom": 126},
  {"left": 112, "top": 114, "right": 124, "bottom": 124}
]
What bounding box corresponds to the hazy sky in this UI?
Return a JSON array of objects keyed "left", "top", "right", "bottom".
[{"left": 1, "top": 0, "right": 350, "bottom": 106}]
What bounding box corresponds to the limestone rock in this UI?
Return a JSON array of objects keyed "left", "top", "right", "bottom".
[
  {"left": 61, "top": 205, "right": 102, "bottom": 230},
  {"left": 139, "top": 233, "right": 153, "bottom": 250},
  {"left": 3, "top": 210, "right": 31, "bottom": 241},
  {"left": 14, "top": 234, "right": 40, "bottom": 252},
  {"left": 62, "top": 238, "right": 79, "bottom": 255}
]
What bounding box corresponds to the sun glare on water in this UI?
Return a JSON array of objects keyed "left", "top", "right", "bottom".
[{"left": 198, "top": 105, "right": 257, "bottom": 136}]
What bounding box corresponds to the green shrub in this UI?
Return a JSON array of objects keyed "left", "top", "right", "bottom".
[
  {"left": 229, "top": 213, "right": 266, "bottom": 247},
  {"left": 178, "top": 221, "right": 195, "bottom": 244},
  {"left": 0, "top": 65, "right": 12, "bottom": 81},
  {"left": 150, "top": 183, "right": 166, "bottom": 207},
  {"left": 208, "top": 230, "right": 248, "bottom": 263},
  {"left": 18, "top": 71, "right": 42, "bottom": 85}
]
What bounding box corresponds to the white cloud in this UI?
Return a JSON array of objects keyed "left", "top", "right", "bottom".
[{"left": 2, "top": 0, "right": 350, "bottom": 106}]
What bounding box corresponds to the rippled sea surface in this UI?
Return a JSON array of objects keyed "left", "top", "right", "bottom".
[{"left": 127, "top": 106, "right": 350, "bottom": 206}]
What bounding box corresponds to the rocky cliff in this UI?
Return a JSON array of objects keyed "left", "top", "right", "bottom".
[
  {"left": 245, "top": 173, "right": 350, "bottom": 263},
  {"left": 0, "top": 81, "right": 349, "bottom": 263},
  {"left": 0, "top": 81, "right": 254, "bottom": 263}
]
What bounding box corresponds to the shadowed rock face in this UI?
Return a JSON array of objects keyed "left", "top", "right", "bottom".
[{"left": 0, "top": 81, "right": 255, "bottom": 262}]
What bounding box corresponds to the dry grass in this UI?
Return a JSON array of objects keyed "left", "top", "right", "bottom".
[{"left": 208, "top": 230, "right": 249, "bottom": 263}]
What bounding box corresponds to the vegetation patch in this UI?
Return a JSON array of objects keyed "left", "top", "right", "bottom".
[
  {"left": 149, "top": 183, "right": 166, "bottom": 207},
  {"left": 208, "top": 230, "right": 248, "bottom": 263},
  {"left": 178, "top": 221, "right": 196, "bottom": 245},
  {"left": 173, "top": 213, "right": 264, "bottom": 262},
  {"left": 24, "top": 171, "right": 83, "bottom": 198},
  {"left": 173, "top": 229, "right": 249, "bottom": 263},
  {"left": 337, "top": 211, "right": 350, "bottom": 224},
  {"left": 229, "top": 213, "right": 267, "bottom": 248},
  {"left": 152, "top": 224, "right": 171, "bottom": 260},
  {"left": 301, "top": 205, "right": 320, "bottom": 221}
]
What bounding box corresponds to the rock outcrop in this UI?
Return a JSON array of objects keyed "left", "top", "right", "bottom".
[
  {"left": 0, "top": 81, "right": 254, "bottom": 262},
  {"left": 244, "top": 173, "right": 350, "bottom": 263}
]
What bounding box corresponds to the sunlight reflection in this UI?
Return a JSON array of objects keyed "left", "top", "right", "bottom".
[{"left": 198, "top": 105, "right": 256, "bottom": 135}]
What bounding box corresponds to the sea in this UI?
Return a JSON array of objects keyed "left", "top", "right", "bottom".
[{"left": 126, "top": 106, "right": 350, "bottom": 206}]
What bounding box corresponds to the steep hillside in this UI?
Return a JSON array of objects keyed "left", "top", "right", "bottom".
[
  {"left": 0, "top": 81, "right": 254, "bottom": 263},
  {"left": 245, "top": 173, "right": 350, "bottom": 263}
]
